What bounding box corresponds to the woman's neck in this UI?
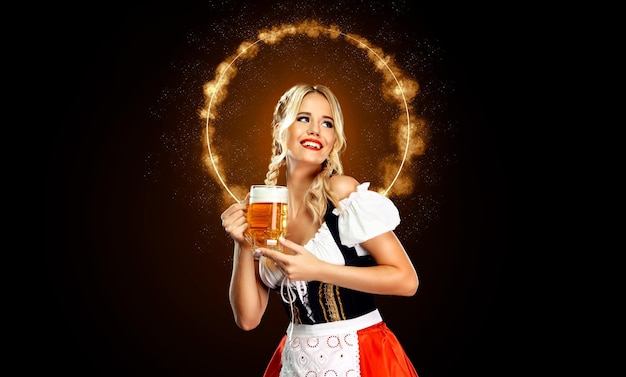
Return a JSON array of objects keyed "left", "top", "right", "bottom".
[{"left": 285, "top": 162, "right": 320, "bottom": 219}]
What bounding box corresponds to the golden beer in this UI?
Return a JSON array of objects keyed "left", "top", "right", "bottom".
[{"left": 247, "top": 185, "right": 288, "bottom": 252}]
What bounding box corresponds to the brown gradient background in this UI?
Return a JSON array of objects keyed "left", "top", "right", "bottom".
[{"left": 40, "top": 2, "right": 510, "bottom": 376}]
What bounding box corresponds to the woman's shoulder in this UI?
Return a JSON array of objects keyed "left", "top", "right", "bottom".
[{"left": 328, "top": 175, "right": 360, "bottom": 200}]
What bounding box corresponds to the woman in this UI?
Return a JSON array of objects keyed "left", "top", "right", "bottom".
[{"left": 221, "top": 83, "right": 419, "bottom": 376}]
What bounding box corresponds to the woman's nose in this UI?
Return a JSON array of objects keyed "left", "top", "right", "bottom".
[{"left": 307, "top": 122, "right": 320, "bottom": 135}]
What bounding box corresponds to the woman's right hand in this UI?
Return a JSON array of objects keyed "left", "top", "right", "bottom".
[{"left": 220, "top": 194, "right": 250, "bottom": 244}]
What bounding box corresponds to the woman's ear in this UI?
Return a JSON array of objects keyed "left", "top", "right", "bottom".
[{"left": 272, "top": 123, "right": 280, "bottom": 140}]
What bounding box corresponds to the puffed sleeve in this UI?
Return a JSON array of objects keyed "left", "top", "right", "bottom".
[{"left": 333, "top": 182, "right": 400, "bottom": 247}]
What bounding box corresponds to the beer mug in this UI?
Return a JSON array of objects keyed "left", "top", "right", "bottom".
[{"left": 246, "top": 185, "right": 288, "bottom": 254}]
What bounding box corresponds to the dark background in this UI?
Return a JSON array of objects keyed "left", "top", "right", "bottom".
[{"left": 38, "top": 1, "right": 510, "bottom": 376}]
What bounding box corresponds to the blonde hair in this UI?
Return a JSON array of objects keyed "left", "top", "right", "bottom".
[{"left": 264, "top": 84, "right": 347, "bottom": 225}]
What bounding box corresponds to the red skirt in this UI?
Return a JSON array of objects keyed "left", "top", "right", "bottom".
[{"left": 263, "top": 321, "right": 418, "bottom": 377}]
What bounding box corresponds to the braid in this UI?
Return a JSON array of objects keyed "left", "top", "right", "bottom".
[{"left": 264, "top": 141, "right": 283, "bottom": 185}]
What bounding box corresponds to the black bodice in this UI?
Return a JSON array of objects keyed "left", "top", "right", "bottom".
[{"left": 274, "top": 200, "right": 378, "bottom": 324}]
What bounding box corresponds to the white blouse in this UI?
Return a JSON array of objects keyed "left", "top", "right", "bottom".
[{"left": 259, "top": 182, "right": 400, "bottom": 291}]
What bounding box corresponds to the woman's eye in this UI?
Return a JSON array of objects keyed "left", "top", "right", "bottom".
[
  {"left": 322, "top": 121, "right": 333, "bottom": 128},
  {"left": 297, "top": 116, "right": 310, "bottom": 123}
]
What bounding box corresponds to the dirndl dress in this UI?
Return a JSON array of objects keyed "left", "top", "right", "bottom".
[{"left": 259, "top": 183, "right": 418, "bottom": 377}]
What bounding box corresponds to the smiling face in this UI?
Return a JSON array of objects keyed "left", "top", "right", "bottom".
[{"left": 285, "top": 91, "right": 336, "bottom": 167}]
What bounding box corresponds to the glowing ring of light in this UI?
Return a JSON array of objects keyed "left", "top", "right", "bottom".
[{"left": 205, "top": 25, "right": 412, "bottom": 202}]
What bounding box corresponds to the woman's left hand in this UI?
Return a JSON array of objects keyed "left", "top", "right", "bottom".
[{"left": 257, "top": 237, "right": 323, "bottom": 281}]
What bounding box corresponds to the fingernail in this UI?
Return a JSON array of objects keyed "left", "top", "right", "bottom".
[{"left": 279, "top": 237, "right": 285, "bottom": 242}]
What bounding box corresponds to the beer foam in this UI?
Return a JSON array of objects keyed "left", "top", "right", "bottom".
[{"left": 249, "top": 185, "right": 289, "bottom": 203}]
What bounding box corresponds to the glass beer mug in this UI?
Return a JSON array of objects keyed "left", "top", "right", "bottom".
[{"left": 246, "top": 185, "right": 288, "bottom": 255}]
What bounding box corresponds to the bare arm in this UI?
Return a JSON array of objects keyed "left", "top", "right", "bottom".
[
  {"left": 221, "top": 197, "right": 270, "bottom": 330},
  {"left": 322, "top": 231, "right": 418, "bottom": 296},
  {"left": 263, "top": 232, "right": 418, "bottom": 297},
  {"left": 228, "top": 241, "right": 270, "bottom": 330}
]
